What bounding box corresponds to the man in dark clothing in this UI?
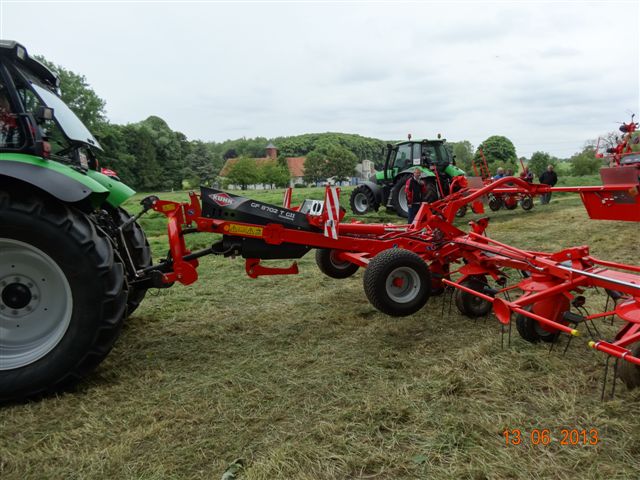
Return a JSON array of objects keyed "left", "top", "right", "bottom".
[
  {"left": 539, "top": 164, "right": 558, "bottom": 204},
  {"left": 405, "top": 168, "right": 427, "bottom": 223}
]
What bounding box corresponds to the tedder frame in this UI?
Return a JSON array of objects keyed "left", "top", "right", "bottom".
[{"left": 132, "top": 169, "right": 640, "bottom": 390}]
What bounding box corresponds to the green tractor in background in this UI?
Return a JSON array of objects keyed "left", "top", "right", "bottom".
[
  {"left": 350, "top": 136, "right": 466, "bottom": 218},
  {"left": 0, "top": 41, "right": 152, "bottom": 401}
]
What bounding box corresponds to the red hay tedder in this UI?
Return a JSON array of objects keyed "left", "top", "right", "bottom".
[{"left": 134, "top": 166, "right": 640, "bottom": 393}]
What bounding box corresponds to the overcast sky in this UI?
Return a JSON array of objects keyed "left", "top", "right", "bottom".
[{"left": 1, "top": 1, "right": 638, "bottom": 157}]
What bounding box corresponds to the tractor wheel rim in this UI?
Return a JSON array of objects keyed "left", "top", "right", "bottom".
[
  {"left": 353, "top": 192, "right": 369, "bottom": 212},
  {"left": 398, "top": 189, "right": 408, "bottom": 213},
  {"left": 0, "top": 238, "right": 73, "bottom": 370},
  {"left": 329, "top": 250, "right": 352, "bottom": 270},
  {"left": 385, "top": 267, "right": 420, "bottom": 303}
]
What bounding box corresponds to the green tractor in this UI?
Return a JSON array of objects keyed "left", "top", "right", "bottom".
[
  {"left": 0, "top": 41, "right": 152, "bottom": 401},
  {"left": 350, "top": 137, "right": 465, "bottom": 217}
]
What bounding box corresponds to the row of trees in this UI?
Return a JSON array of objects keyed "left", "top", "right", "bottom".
[
  {"left": 39, "top": 57, "right": 387, "bottom": 191},
  {"left": 39, "top": 57, "right": 635, "bottom": 191}
]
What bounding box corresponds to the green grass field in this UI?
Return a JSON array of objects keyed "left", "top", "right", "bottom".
[{"left": 2, "top": 183, "right": 639, "bottom": 479}]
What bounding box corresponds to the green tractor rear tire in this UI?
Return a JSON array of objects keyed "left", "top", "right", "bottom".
[
  {"left": 390, "top": 174, "right": 411, "bottom": 218},
  {"left": 349, "top": 185, "right": 377, "bottom": 215},
  {"left": 0, "top": 189, "right": 127, "bottom": 401},
  {"left": 390, "top": 175, "right": 439, "bottom": 218}
]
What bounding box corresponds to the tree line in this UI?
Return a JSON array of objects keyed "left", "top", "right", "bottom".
[{"left": 38, "top": 57, "right": 635, "bottom": 191}]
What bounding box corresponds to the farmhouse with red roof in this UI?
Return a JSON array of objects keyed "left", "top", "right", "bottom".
[{"left": 220, "top": 143, "right": 306, "bottom": 188}]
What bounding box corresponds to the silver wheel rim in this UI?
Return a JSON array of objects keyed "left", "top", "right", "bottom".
[
  {"left": 0, "top": 238, "right": 73, "bottom": 370},
  {"left": 353, "top": 192, "right": 369, "bottom": 213},
  {"left": 398, "top": 188, "right": 408, "bottom": 213},
  {"left": 385, "top": 267, "right": 421, "bottom": 303},
  {"left": 329, "top": 250, "right": 352, "bottom": 270}
]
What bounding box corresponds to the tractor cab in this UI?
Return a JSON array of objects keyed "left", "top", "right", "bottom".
[
  {"left": 379, "top": 138, "right": 454, "bottom": 182},
  {"left": 0, "top": 40, "right": 101, "bottom": 167}
]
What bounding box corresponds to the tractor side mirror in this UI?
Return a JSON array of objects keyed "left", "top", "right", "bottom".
[{"left": 35, "top": 106, "right": 54, "bottom": 123}]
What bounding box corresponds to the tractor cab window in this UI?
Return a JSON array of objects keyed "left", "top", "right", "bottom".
[
  {"left": 412, "top": 143, "right": 422, "bottom": 165},
  {"left": 439, "top": 144, "right": 452, "bottom": 163},
  {"left": 0, "top": 82, "right": 25, "bottom": 149},
  {"left": 394, "top": 143, "right": 413, "bottom": 170},
  {"left": 16, "top": 85, "right": 67, "bottom": 154},
  {"left": 423, "top": 145, "right": 437, "bottom": 165}
]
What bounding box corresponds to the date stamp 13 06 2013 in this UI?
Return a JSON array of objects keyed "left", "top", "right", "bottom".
[{"left": 502, "top": 428, "right": 600, "bottom": 447}]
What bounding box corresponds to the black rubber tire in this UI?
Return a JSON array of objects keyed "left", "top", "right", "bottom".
[
  {"left": 424, "top": 180, "right": 439, "bottom": 203},
  {"left": 390, "top": 174, "right": 411, "bottom": 218},
  {"left": 0, "top": 189, "right": 127, "bottom": 401},
  {"left": 454, "top": 276, "right": 493, "bottom": 317},
  {"left": 112, "top": 207, "right": 152, "bottom": 315},
  {"left": 315, "top": 249, "right": 359, "bottom": 279},
  {"left": 455, "top": 205, "right": 468, "bottom": 218},
  {"left": 488, "top": 195, "right": 502, "bottom": 211},
  {"left": 349, "top": 185, "right": 377, "bottom": 215},
  {"left": 363, "top": 249, "right": 430, "bottom": 317},
  {"left": 619, "top": 343, "right": 640, "bottom": 390},
  {"left": 515, "top": 307, "right": 558, "bottom": 343},
  {"left": 521, "top": 196, "right": 534, "bottom": 211}
]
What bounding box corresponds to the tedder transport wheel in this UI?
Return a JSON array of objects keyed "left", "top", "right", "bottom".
[
  {"left": 349, "top": 185, "right": 377, "bottom": 215},
  {"left": 363, "top": 248, "right": 431, "bottom": 317},
  {"left": 521, "top": 195, "right": 534, "bottom": 211},
  {"left": 315, "top": 249, "right": 359, "bottom": 279},
  {"left": 455, "top": 205, "right": 468, "bottom": 218},
  {"left": 112, "top": 207, "right": 152, "bottom": 314},
  {"left": 488, "top": 195, "right": 502, "bottom": 211},
  {"left": 0, "top": 190, "right": 127, "bottom": 401},
  {"left": 515, "top": 307, "right": 558, "bottom": 343},
  {"left": 619, "top": 343, "right": 640, "bottom": 389},
  {"left": 390, "top": 174, "right": 411, "bottom": 218},
  {"left": 454, "top": 276, "right": 493, "bottom": 318}
]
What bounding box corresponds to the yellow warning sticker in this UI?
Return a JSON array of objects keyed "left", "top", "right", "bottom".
[
  {"left": 162, "top": 204, "right": 176, "bottom": 212},
  {"left": 227, "top": 224, "right": 264, "bottom": 237}
]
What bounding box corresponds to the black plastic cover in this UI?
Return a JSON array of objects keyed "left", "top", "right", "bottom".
[{"left": 201, "top": 187, "right": 319, "bottom": 232}]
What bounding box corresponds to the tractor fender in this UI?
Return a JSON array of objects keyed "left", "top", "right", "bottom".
[
  {"left": 445, "top": 164, "right": 466, "bottom": 177},
  {"left": 358, "top": 181, "right": 384, "bottom": 204},
  {"left": 397, "top": 166, "right": 435, "bottom": 179},
  {"left": 0, "top": 154, "right": 134, "bottom": 208}
]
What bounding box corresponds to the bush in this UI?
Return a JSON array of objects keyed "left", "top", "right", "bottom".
[
  {"left": 529, "top": 151, "right": 558, "bottom": 178},
  {"left": 570, "top": 147, "right": 601, "bottom": 176}
]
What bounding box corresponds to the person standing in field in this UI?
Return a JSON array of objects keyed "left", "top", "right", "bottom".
[
  {"left": 492, "top": 167, "right": 505, "bottom": 180},
  {"left": 520, "top": 166, "right": 534, "bottom": 183},
  {"left": 539, "top": 164, "right": 558, "bottom": 204},
  {"left": 405, "top": 168, "right": 427, "bottom": 223}
]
